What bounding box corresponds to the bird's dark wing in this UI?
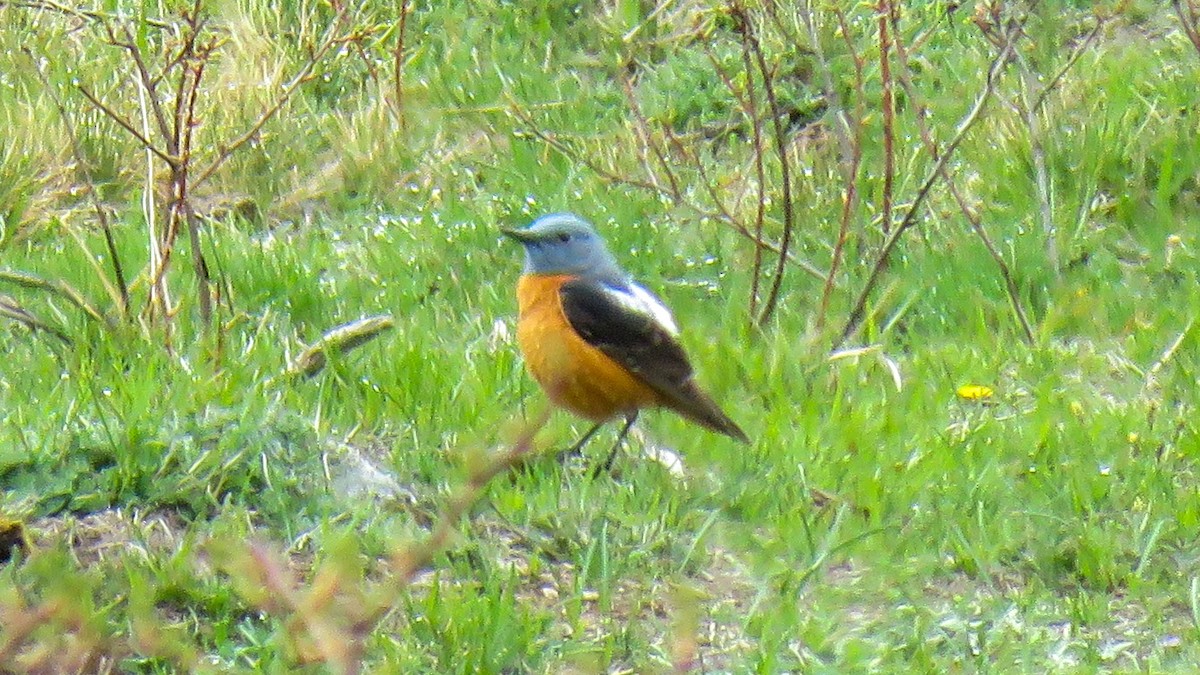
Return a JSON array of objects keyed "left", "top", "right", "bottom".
[
  {"left": 559, "top": 278, "right": 747, "bottom": 442},
  {"left": 560, "top": 278, "right": 692, "bottom": 387}
]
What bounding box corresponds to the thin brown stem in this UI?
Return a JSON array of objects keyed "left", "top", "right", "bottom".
[
  {"left": 74, "top": 85, "right": 177, "bottom": 166},
  {"left": 818, "top": 153, "right": 861, "bottom": 331},
  {"left": 0, "top": 294, "right": 72, "bottom": 344},
  {"left": 877, "top": 0, "right": 895, "bottom": 235},
  {"left": 1014, "top": 9, "right": 1114, "bottom": 278},
  {"left": 1030, "top": 18, "right": 1105, "bottom": 111},
  {"left": 731, "top": 2, "right": 795, "bottom": 326},
  {"left": 112, "top": 22, "right": 176, "bottom": 154},
  {"left": 1174, "top": 0, "right": 1200, "bottom": 57},
  {"left": 801, "top": 1, "right": 854, "bottom": 168},
  {"left": 391, "top": 409, "right": 549, "bottom": 586},
  {"left": 248, "top": 544, "right": 355, "bottom": 672},
  {"left": 390, "top": 0, "right": 411, "bottom": 126},
  {"left": 7, "top": 0, "right": 172, "bottom": 28},
  {"left": 708, "top": 26, "right": 768, "bottom": 317},
  {"left": 0, "top": 268, "right": 108, "bottom": 325},
  {"left": 344, "top": 408, "right": 552, "bottom": 671},
  {"left": 817, "top": 8, "right": 867, "bottom": 330},
  {"left": 0, "top": 601, "right": 60, "bottom": 664},
  {"left": 181, "top": 56, "right": 213, "bottom": 325},
  {"left": 1017, "top": 63, "right": 1057, "bottom": 275},
  {"left": 651, "top": 57, "right": 773, "bottom": 302}
]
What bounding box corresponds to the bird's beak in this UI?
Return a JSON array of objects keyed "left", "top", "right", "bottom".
[{"left": 501, "top": 227, "right": 538, "bottom": 244}]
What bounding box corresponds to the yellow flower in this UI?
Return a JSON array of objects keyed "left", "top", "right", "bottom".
[
  {"left": 1127, "top": 432, "right": 1139, "bottom": 444},
  {"left": 1070, "top": 401, "right": 1084, "bottom": 416},
  {"left": 1167, "top": 234, "right": 1184, "bottom": 265},
  {"left": 956, "top": 384, "right": 994, "bottom": 401}
]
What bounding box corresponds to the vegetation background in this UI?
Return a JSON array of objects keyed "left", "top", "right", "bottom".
[{"left": 1, "top": 0, "right": 1198, "bottom": 672}]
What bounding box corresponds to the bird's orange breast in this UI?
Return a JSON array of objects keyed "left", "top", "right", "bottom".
[{"left": 515, "top": 274, "right": 659, "bottom": 421}]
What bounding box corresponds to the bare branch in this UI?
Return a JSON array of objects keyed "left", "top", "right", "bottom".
[
  {"left": 817, "top": 8, "right": 867, "bottom": 329},
  {"left": 706, "top": 26, "right": 768, "bottom": 316},
  {"left": 1173, "top": 0, "right": 1200, "bottom": 58},
  {"left": 174, "top": 14, "right": 216, "bottom": 327},
  {"left": 113, "top": 22, "right": 176, "bottom": 151},
  {"left": 0, "top": 293, "right": 72, "bottom": 344},
  {"left": 836, "top": 15, "right": 1026, "bottom": 348},
  {"left": 1017, "top": 63, "right": 1058, "bottom": 275},
  {"left": 0, "top": 268, "right": 109, "bottom": 325},
  {"left": 74, "top": 85, "right": 177, "bottom": 166},
  {"left": 4, "top": 0, "right": 172, "bottom": 29},
  {"left": 0, "top": 600, "right": 59, "bottom": 664},
  {"left": 1030, "top": 17, "right": 1106, "bottom": 111},
  {"left": 390, "top": 0, "right": 411, "bottom": 126},
  {"left": 889, "top": 6, "right": 1034, "bottom": 345},
  {"left": 192, "top": 5, "right": 354, "bottom": 189},
  {"left": 26, "top": 49, "right": 129, "bottom": 316},
  {"left": 342, "top": 409, "right": 552, "bottom": 671},
  {"left": 619, "top": 73, "right": 683, "bottom": 201},
  {"left": 1015, "top": 10, "right": 1117, "bottom": 277}
]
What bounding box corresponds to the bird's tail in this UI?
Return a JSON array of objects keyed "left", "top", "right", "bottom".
[{"left": 667, "top": 380, "right": 749, "bottom": 443}]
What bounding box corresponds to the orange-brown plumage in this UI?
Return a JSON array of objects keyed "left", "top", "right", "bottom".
[{"left": 515, "top": 274, "right": 660, "bottom": 421}]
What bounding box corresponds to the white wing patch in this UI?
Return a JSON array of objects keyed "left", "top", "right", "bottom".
[{"left": 600, "top": 283, "right": 680, "bottom": 337}]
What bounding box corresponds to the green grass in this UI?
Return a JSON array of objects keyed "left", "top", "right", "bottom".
[{"left": 2, "top": 0, "right": 1200, "bottom": 672}]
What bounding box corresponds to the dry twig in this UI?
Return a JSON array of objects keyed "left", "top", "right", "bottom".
[
  {"left": 729, "top": 1, "right": 796, "bottom": 327},
  {"left": 389, "top": 0, "right": 412, "bottom": 126},
  {"left": 888, "top": 5, "right": 1037, "bottom": 344},
  {"left": 26, "top": 51, "right": 130, "bottom": 317},
  {"left": 814, "top": 7, "right": 866, "bottom": 330},
  {"left": 1173, "top": 0, "right": 1200, "bottom": 57},
  {"left": 877, "top": 0, "right": 896, "bottom": 235},
  {"left": 287, "top": 315, "right": 396, "bottom": 378}
]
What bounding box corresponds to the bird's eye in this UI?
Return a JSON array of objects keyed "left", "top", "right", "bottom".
[{"left": 557, "top": 233, "right": 570, "bottom": 243}]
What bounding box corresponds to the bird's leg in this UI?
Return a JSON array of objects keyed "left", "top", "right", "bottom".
[
  {"left": 557, "top": 421, "right": 605, "bottom": 461},
  {"left": 594, "top": 412, "right": 638, "bottom": 478}
]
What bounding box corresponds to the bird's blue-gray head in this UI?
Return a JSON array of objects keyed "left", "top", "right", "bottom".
[{"left": 502, "top": 212, "right": 627, "bottom": 282}]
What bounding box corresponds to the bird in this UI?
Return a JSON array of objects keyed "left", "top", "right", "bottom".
[{"left": 502, "top": 212, "right": 748, "bottom": 471}]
